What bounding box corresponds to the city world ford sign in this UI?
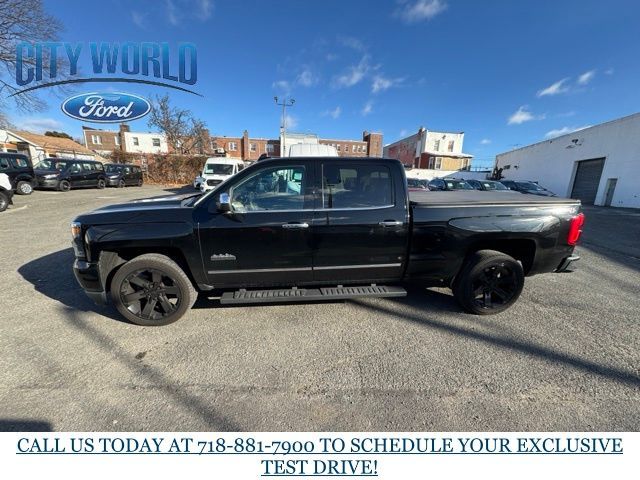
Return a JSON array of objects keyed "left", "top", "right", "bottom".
[{"left": 61, "top": 92, "right": 151, "bottom": 123}]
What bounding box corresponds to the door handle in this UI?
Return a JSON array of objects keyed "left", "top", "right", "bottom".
[
  {"left": 378, "top": 220, "right": 403, "bottom": 227},
  {"left": 282, "top": 222, "right": 309, "bottom": 229}
]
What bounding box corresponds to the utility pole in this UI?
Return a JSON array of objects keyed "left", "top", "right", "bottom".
[{"left": 274, "top": 96, "right": 295, "bottom": 156}]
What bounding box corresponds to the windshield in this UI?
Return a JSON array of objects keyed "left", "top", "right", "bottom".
[
  {"left": 34, "top": 160, "right": 68, "bottom": 171},
  {"left": 482, "top": 181, "right": 509, "bottom": 190},
  {"left": 105, "top": 164, "right": 123, "bottom": 174},
  {"left": 445, "top": 180, "right": 473, "bottom": 190},
  {"left": 516, "top": 181, "right": 545, "bottom": 191},
  {"left": 204, "top": 163, "right": 234, "bottom": 175}
]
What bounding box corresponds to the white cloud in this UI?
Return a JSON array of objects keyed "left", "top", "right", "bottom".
[
  {"left": 372, "top": 74, "right": 404, "bottom": 93},
  {"left": 165, "top": 0, "right": 179, "bottom": 25},
  {"left": 508, "top": 105, "right": 544, "bottom": 125},
  {"left": 284, "top": 114, "right": 298, "bottom": 130},
  {"left": 337, "top": 36, "right": 366, "bottom": 52},
  {"left": 395, "top": 0, "right": 447, "bottom": 24},
  {"left": 480, "top": 138, "right": 491, "bottom": 145},
  {"left": 198, "top": 0, "right": 213, "bottom": 18},
  {"left": 545, "top": 125, "right": 590, "bottom": 139},
  {"left": 361, "top": 101, "right": 373, "bottom": 116},
  {"left": 537, "top": 78, "right": 570, "bottom": 97},
  {"left": 272, "top": 80, "right": 291, "bottom": 93},
  {"left": 322, "top": 106, "right": 342, "bottom": 119},
  {"left": 19, "top": 117, "right": 65, "bottom": 133},
  {"left": 296, "top": 67, "right": 317, "bottom": 87},
  {"left": 131, "top": 11, "right": 146, "bottom": 28},
  {"left": 604, "top": 68, "right": 614, "bottom": 75},
  {"left": 334, "top": 56, "right": 370, "bottom": 88},
  {"left": 577, "top": 70, "right": 595, "bottom": 85}
]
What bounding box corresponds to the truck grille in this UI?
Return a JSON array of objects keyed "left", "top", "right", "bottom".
[{"left": 207, "top": 179, "right": 222, "bottom": 186}]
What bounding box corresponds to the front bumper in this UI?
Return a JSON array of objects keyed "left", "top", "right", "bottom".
[
  {"left": 556, "top": 255, "right": 580, "bottom": 272},
  {"left": 73, "top": 258, "right": 107, "bottom": 304},
  {"left": 36, "top": 177, "right": 60, "bottom": 189}
]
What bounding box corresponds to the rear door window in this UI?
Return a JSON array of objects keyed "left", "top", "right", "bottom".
[
  {"left": 0, "top": 157, "right": 10, "bottom": 171},
  {"left": 321, "top": 163, "right": 393, "bottom": 209},
  {"left": 9, "top": 157, "right": 29, "bottom": 168}
]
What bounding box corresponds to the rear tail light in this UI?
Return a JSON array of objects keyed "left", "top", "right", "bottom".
[{"left": 567, "top": 213, "right": 585, "bottom": 246}]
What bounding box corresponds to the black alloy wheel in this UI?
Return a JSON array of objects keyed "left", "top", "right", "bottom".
[
  {"left": 0, "top": 193, "right": 8, "bottom": 212},
  {"left": 119, "top": 268, "right": 181, "bottom": 322},
  {"left": 109, "top": 253, "right": 196, "bottom": 326},
  {"left": 59, "top": 180, "right": 71, "bottom": 192},
  {"left": 453, "top": 250, "right": 524, "bottom": 315}
]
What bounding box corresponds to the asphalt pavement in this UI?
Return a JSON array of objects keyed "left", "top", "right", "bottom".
[{"left": 0, "top": 186, "right": 638, "bottom": 431}]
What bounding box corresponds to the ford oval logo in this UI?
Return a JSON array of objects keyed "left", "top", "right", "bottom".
[{"left": 61, "top": 92, "right": 151, "bottom": 123}]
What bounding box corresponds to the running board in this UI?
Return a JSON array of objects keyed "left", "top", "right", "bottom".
[{"left": 219, "top": 285, "right": 407, "bottom": 305}]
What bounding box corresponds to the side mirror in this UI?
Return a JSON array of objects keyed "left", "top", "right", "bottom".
[{"left": 217, "top": 192, "right": 231, "bottom": 213}]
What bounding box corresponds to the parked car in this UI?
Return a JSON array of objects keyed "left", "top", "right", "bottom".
[
  {"left": 500, "top": 180, "right": 557, "bottom": 197},
  {"left": 104, "top": 163, "right": 143, "bottom": 188},
  {"left": 0, "top": 172, "right": 14, "bottom": 212},
  {"left": 198, "top": 157, "right": 246, "bottom": 192},
  {"left": 407, "top": 178, "right": 428, "bottom": 190},
  {"left": 465, "top": 179, "right": 511, "bottom": 191},
  {"left": 427, "top": 177, "right": 474, "bottom": 191},
  {"left": 0, "top": 152, "right": 36, "bottom": 195},
  {"left": 72, "top": 157, "right": 584, "bottom": 326},
  {"left": 34, "top": 158, "right": 107, "bottom": 192}
]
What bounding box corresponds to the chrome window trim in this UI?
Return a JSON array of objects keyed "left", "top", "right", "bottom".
[{"left": 233, "top": 204, "right": 396, "bottom": 214}]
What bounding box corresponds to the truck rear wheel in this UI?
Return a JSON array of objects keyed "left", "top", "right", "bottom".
[
  {"left": 0, "top": 192, "right": 8, "bottom": 212},
  {"left": 452, "top": 250, "right": 524, "bottom": 315},
  {"left": 110, "top": 253, "right": 197, "bottom": 326}
]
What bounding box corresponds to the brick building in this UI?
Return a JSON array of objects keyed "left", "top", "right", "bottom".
[
  {"left": 383, "top": 127, "right": 472, "bottom": 170},
  {"left": 318, "top": 131, "right": 383, "bottom": 157},
  {"left": 210, "top": 130, "right": 280, "bottom": 161},
  {"left": 82, "top": 124, "right": 169, "bottom": 156}
]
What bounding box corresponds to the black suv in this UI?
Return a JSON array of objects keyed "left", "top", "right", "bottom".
[
  {"left": 465, "top": 179, "right": 511, "bottom": 191},
  {"left": 427, "top": 177, "right": 474, "bottom": 191},
  {"left": 34, "top": 158, "right": 107, "bottom": 192},
  {"left": 500, "top": 180, "right": 557, "bottom": 197},
  {"left": 0, "top": 152, "right": 36, "bottom": 195},
  {"left": 104, "top": 163, "right": 143, "bottom": 188}
]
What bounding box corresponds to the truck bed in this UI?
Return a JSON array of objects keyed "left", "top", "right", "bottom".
[{"left": 409, "top": 190, "right": 580, "bottom": 206}]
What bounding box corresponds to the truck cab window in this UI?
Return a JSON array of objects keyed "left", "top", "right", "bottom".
[
  {"left": 230, "top": 166, "right": 306, "bottom": 212},
  {"left": 321, "top": 164, "right": 393, "bottom": 209}
]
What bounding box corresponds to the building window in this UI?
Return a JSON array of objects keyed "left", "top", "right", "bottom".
[
  {"left": 448, "top": 140, "right": 454, "bottom": 152},
  {"left": 132, "top": 137, "right": 139, "bottom": 146},
  {"left": 228, "top": 142, "right": 237, "bottom": 151},
  {"left": 336, "top": 145, "right": 341, "bottom": 152},
  {"left": 152, "top": 138, "right": 161, "bottom": 147},
  {"left": 91, "top": 135, "right": 102, "bottom": 145},
  {"left": 114, "top": 136, "right": 120, "bottom": 146},
  {"left": 435, "top": 157, "right": 442, "bottom": 169},
  {"left": 267, "top": 144, "right": 274, "bottom": 153},
  {"left": 434, "top": 139, "right": 440, "bottom": 151},
  {"left": 250, "top": 142, "right": 257, "bottom": 152},
  {"left": 428, "top": 157, "right": 434, "bottom": 169}
]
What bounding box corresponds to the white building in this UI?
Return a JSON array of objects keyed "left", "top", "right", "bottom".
[
  {"left": 123, "top": 131, "right": 168, "bottom": 154},
  {"left": 383, "top": 127, "right": 473, "bottom": 171},
  {"left": 495, "top": 113, "right": 640, "bottom": 208}
]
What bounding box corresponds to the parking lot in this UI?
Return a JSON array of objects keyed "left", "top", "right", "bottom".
[{"left": 0, "top": 186, "right": 638, "bottom": 432}]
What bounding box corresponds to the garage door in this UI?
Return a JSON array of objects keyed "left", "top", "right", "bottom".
[{"left": 571, "top": 158, "right": 605, "bottom": 205}]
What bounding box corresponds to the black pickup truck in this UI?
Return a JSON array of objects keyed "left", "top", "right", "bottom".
[{"left": 72, "top": 157, "right": 584, "bottom": 326}]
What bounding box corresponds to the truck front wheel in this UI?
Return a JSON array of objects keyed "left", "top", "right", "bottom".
[
  {"left": 452, "top": 250, "right": 524, "bottom": 315},
  {"left": 109, "top": 253, "right": 197, "bottom": 326}
]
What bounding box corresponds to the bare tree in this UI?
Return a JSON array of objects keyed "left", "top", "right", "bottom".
[
  {"left": 0, "top": 0, "right": 68, "bottom": 113},
  {"left": 147, "top": 95, "right": 209, "bottom": 155}
]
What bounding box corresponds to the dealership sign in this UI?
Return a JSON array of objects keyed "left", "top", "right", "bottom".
[{"left": 61, "top": 92, "right": 151, "bottom": 123}]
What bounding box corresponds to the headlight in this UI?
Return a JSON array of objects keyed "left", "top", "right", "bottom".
[
  {"left": 71, "top": 221, "right": 81, "bottom": 238},
  {"left": 71, "top": 222, "right": 86, "bottom": 258}
]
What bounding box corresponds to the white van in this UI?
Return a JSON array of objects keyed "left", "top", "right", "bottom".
[
  {"left": 287, "top": 143, "right": 338, "bottom": 157},
  {"left": 195, "top": 157, "right": 246, "bottom": 192}
]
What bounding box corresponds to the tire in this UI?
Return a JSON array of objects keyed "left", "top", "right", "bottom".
[
  {"left": 118, "top": 179, "right": 125, "bottom": 188},
  {"left": 58, "top": 180, "right": 71, "bottom": 192},
  {"left": 452, "top": 250, "right": 524, "bottom": 315},
  {"left": 97, "top": 178, "right": 106, "bottom": 189},
  {"left": 0, "top": 192, "right": 8, "bottom": 212},
  {"left": 16, "top": 180, "right": 33, "bottom": 195},
  {"left": 138, "top": 179, "right": 143, "bottom": 187},
  {"left": 109, "top": 253, "right": 197, "bottom": 326}
]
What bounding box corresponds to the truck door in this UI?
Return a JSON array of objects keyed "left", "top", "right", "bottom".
[
  {"left": 198, "top": 161, "right": 315, "bottom": 287},
  {"left": 312, "top": 161, "right": 409, "bottom": 283}
]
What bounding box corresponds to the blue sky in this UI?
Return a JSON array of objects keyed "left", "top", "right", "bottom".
[{"left": 7, "top": 0, "right": 640, "bottom": 168}]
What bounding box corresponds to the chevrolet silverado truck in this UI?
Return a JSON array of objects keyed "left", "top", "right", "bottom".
[{"left": 72, "top": 157, "right": 584, "bottom": 326}]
